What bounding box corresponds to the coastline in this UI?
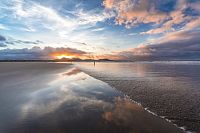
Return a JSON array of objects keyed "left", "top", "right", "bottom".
[
  {"left": 0, "top": 62, "right": 183, "bottom": 133},
  {"left": 76, "top": 62, "right": 200, "bottom": 133},
  {"left": 80, "top": 69, "right": 187, "bottom": 133}
]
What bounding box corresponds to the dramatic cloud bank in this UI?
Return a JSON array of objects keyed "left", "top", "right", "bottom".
[
  {"left": 0, "top": 47, "right": 87, "bottom": 60},
  {"left": 0, "top": 0, "right": 199, "bottom": 61},
  {"left": 104, "top": 0, "right": 167, "bottom": 28},
  {"left": 102, "top": 0, "right": 200, "bottom": 60},
  {"left": 104, "top": 0, "right": 200, "bottom": 33},
  {"left": 116, "top": 30, "right": 200, "bottom": 60}
]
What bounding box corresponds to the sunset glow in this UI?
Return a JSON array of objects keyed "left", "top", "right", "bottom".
[
  {"left": 0, "top": 0, "right": 199, "bottom": 61},
  {"left": 52, "top": 53, "right": 75, "bottom": 59},
  {"left": 0, "top": 0, "right": 200, "bottom": 132},
  {"left": 56, "top": 55, "right": 74, "bottom": 59}
]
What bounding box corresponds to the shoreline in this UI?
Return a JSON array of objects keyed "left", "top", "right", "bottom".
[
  {"left": 80, "top": 70, "right": 187, "bottom": 133},
  {"left": 75, "top": 62, "right": 200, "bottom": 133},
  {"left": 0, "top": 62, "right": 183, "bottom": 133}
]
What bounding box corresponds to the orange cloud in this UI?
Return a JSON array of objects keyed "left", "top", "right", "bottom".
[
  {"left": 103, "top": 0, "right": 115, "bottom": 9},
  {"left": 0, "top": 46, "right": 88, "bottom": 60},
  {"left": 117, "top": 30, "right": 200, "bottom": 61},
  {"left": 103, "top": 0, "right": 200, "bottom": 32},
  {"left": 103, "top": 0, "right": 168, "bottom": 28},
  {"left": 44, "top": 47, "right": 87, "bottom": 59}
]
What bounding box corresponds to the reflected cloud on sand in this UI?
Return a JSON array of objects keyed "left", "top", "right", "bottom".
[
  {"left": 21, "top": 68, "right": 112, "bottom": 118},
  {"left": 102, "top": 97, "right": 182, "bottom": 133},
  {"left": 62, "top": 68, "right": 81, "bottom": 76},
  {"left": 5, "top": 66, "right": 181, "bottom": 133}
]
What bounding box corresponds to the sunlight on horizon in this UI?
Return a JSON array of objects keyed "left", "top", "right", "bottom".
[{"left": 55, "top": 54, "right": 74, "bottom": 59}]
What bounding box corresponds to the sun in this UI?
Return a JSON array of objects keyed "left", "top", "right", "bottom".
[
  {"left": 56, "top": 54, "right": 74, "bottom": 59},
  {"left": 51, "top": 53, "right": 75, "bottom": 59}
]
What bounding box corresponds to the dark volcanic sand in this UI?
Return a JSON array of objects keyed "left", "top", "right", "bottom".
[
  {"left": 0, "top": 62, "right": 182, "bottom": 133},
  {"left": 76, "top": 62, "right": 200, "bottom": 133}
]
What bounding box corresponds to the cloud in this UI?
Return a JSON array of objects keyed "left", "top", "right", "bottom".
[
  {"left": 184, "top": 18, "right": 200, "bottom": 30},
  {"left": 142, "top": 13, "right": 200, "bottom": 35},
  {"left": 103, "top": 0, "right": 168, "bottom": 28},
  {"left": 104, "top": 0, "right": 200, "bottom": 32},
  {"left": 115, "top": 30, "right": 200, "bottom": 60},
  {"left": 1, "top": 0, "right": 111, "bottom": 37},
  {"left": 70, "top": 41, "right": 88, "bottom": 46},
  {"left": 0, "top": 0, "right": 199, "bottom": 61},
  {"left": 11, "top": 0, "right": 76, "bottom": 31},
  {"left": 44, "top": 47, "right": 87, "bottom": 58},
  {"left": 128, "top": 33, "right": 138, "bottom": 36},
  {"left": 0, "top": 35, "right": 6, "bottom": 41},
  {"left": 0, "top": 46, "right": 87, "bottom": 60},
  {"left": 0, "top": 35, "right": 43, "bottom": 46},
  {"left": 73, "top": 9, "right": 111, "bottom": 26},
  {"left": 103, "top": 0, "right": 115, "bottom": 9},
  {"left": 1, "top": 29, "right": 200, "bottom": 60},
  {"left": 0, "top": 35, "right": 7, "bottom": 47},
  {"left": 6, "top": 39, "right": 43, "bottom": 45},
  {"left": 0, "top": 24, "right": 9, "bottom": 30},
  {"left": 91, "top": 28, "right": 105, "bottom": 32},
  {"left": 140, "top": 26, "right": 171, "bottom": 35},
  {"left": 0, "top": 0, "right": 116, "bottom": 49}
]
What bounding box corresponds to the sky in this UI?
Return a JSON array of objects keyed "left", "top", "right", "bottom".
[{"left": 0, "top": 0, "right": 200, "bottom": 60}]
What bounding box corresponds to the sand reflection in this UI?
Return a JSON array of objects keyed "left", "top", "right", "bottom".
[
  {"left": 63, "top": 68, "right": 81, "bottom": 76},
  {"left": 102, "top": 97, "right": 182, "bottom": 133},
  {"left": 5, "top": 66, "right": 181, "bottom": 133},
  {"left": 21, "top": 68, "right": 112, "bottom": 118}
]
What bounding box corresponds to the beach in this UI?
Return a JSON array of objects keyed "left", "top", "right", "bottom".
[
  {"left": 76, "top": 61, "right": 200, "bottom": 133},
  {"left": 0, "top": 62, "right": 182, "bottom": 133}
]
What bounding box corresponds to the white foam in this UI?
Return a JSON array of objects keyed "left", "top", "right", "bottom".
[{"left": 123, "top": 93, "right": 196, "bottom": 133}]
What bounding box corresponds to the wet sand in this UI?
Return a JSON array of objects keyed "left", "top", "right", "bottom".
[
  {"left": 76, "top": 62, "right": 200, "bottom": 133},
  {"left": 0, "top": 62, "right": 182, "bottom": 133}
]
